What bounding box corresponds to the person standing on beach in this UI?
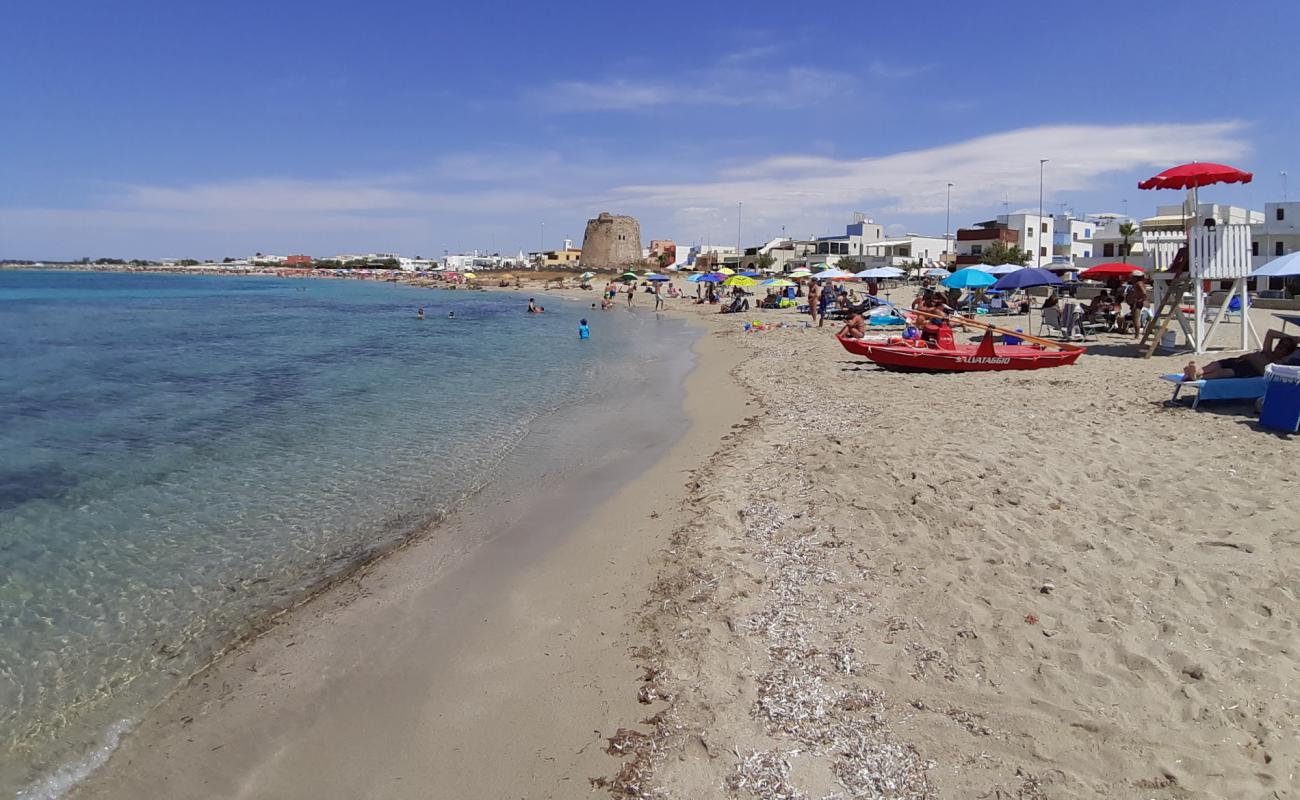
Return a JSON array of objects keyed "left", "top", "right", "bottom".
[
  {"left": 653, "top": 282, "right": 664, "bottom": 311},
  {"left": 817, "top": 281, "right": 834, "bottom": 327},
  {"left": 1125, "top": 278, "right": 1148, "bottom": 338},
  {"left": 626, "top": 282, "right": 635, "bottom": 308},
  {"left": 807, "top": 281, "right": 820, "bottom": 321}
]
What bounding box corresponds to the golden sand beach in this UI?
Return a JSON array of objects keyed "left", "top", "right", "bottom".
[{"left": 74, "top": 280, "right": 1298, "bottom": 799}]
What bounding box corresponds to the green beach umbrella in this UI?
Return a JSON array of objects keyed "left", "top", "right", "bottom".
[{"left": 620, "top": 271, "right": 639, "bottom": 281}]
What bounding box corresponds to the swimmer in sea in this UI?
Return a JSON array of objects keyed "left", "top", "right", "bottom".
[
  {"left": 578, "top": 318, "right": 590, "bottom": 340},
  {"left": 416, "top": 307, "right": 425, "bottom": 320},
  {"left": 447, "top": 310, "right": 455, "bottom": 319}
]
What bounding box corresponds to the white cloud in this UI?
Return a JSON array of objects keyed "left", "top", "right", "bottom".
[
  {"left": 1, "top": 121, "right": 1251, "bottom": 259},
  {"left": 609, "top": 121, "right": 1251, "bottom": 239},
  {"left": 533, "top": 62, "right": 856, "bottom": 111}
]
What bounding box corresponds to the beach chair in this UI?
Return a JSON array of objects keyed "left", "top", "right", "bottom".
[
  {"left": 1159, "top": 374, "right": 1268, "bottom": 409},
  {"left": 986, "top": 297, "right": 1012, "bottom": 316},
  {"left": 1038, "top": 307, "right": 1066, "bottom": 338}
]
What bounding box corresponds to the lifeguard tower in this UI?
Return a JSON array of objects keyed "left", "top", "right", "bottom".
[{"left": 1137, "top": 162, "right": 1258, "bottom": 356}]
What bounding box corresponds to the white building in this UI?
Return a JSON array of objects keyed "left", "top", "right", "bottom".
[
  {"left": 788, "top": 214, "right": 888, "bottom": 268},
  {"left": 1051, "top": 214, "right": 1097, "bottom": 263},
  {"left": 1251, "top": 201, "right": 1300, "bottom": 265},
  {"left": 953, "top": 212, "right": 1053, "bottom": 267},
  {"left": 1252, "top": 201, "right": 1300, "bottom": 293},
  {"left": 861, "top": 234, "right": 949, "bottom": 268},
  {"left": 1001, "top": 212, "right": 1054, "bottom": 266}
]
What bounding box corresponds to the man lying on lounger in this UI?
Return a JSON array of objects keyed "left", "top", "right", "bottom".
[{"left": 1183, "top": 330, "right": 1299, "bottom": 380}]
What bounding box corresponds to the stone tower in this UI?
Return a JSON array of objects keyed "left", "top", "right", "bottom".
[{"left": 580, "top": 212, "right": 643, "bottom": 269}]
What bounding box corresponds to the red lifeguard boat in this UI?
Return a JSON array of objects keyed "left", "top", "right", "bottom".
[{"left": 837, "top": 325, "right": 1084, "bottom": 373}]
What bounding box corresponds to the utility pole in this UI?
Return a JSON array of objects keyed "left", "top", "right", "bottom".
[
  {"left": 1283, "top": 171, "right": 1289, "bottom": 201},
  {"left": 737, "top": 202, "right": 743, "bottom": 269},
  {"left": 1038, "top": 159, "right": 1048, "bottom": 267},
  {"left": 945, "top": 183, "right": 953, "bottom": 260}
]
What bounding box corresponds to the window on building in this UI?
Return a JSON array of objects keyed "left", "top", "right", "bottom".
[
  {"left": 1278, "top": 207, "right": 1286, "bottom": 221},
  {"left": 1252, "top": 241, "right": 1260, "bottom": 256},
  {"left": 1027, "top": 228, "right": 1034, "bottom": 237},
  {"left": 1041, "top": 222, "right": 1048, "bottom": 233},
  {"left": 1040, "top": 246, "right": 1047, "bottom": 257},
  {"left": 1277, "top": 241, "right": 1285, "bottom": 256},
  {"left": 1103, "top": 243, "right": 1115, "bottom": 257},
  {"left": 971, "top": 245, "right": 983, "bottom": 255},
  {"left": 1084, "top": 229, "right": 1092, "bottom": 238}
]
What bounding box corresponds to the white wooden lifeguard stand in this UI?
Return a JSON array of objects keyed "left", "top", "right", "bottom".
[{"left": 1148, "top": 224, "right": 1258, "bottom": 354}]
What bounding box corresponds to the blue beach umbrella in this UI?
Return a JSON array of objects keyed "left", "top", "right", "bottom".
[
  {"left": 992, "top": 267, "right": 1064, "bottom": 335},
  {"left": 942, "top": 268, "right": 998, "bottom": 289},
  {"left": 739, "top": 270, "right": 761, "bottom": 278},
  {"left": 991, "top": 267, "right": 1063, "bottom": 291},
  {"left": 699, "top": 272, "right": 726, "bottom": 283},
  {"left": 645, "top": 273, "right": 670, "bottom": 282}
]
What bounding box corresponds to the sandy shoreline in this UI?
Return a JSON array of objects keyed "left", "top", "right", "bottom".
[
  {"left": 69, "top": 281, "right": 1298, "bottom": 799},
  {"left": 69, "top": 297, "right": 748, "bottom": 799}
]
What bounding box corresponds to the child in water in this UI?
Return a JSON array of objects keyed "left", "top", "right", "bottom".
[
  {"left": 578, "top": 318, "right": 590, "bottom": 340},
  {"left": 416, "top": 307, "right": 425, "bottom": 320}
]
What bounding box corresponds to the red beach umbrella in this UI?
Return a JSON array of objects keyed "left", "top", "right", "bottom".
[
  {"left": 1079, "top": 262, "right": 1145, "bottom": 280},
  {"left": 1137, "top": 162, "right": 1252, "bottom": 191}
]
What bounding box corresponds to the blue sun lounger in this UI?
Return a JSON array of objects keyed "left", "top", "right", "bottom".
[{"left": 1160, "top": 374, "right": 1268, "bottom": 409}]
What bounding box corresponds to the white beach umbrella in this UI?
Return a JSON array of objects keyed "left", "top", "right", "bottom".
[
  {"left": 981, "top": 263, "right": 1025, "bottom": 275},
  {"left": 812, "top": 268, "right": 855, "bottom": 280},
  {"left": 1250, "top": 251, "right": 1300, "bottom": 277},
  {"left": 856, "top": 267, "right": 905, "bottom": 279}
]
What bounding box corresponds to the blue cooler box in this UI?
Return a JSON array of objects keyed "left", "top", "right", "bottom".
[{"left": 1260, "top": 365, "right": 1300, "bottom": 433}]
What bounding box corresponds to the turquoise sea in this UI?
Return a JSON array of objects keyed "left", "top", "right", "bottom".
[{"left": 0, "top": 270, "right": 694, "bottom": 797}]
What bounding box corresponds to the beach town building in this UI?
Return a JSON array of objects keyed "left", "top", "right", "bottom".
[
  {"left": 648, "top": 239, "right": 676, "bottom": 267},
  {"left": 1074, "top": 203, "right": 1264, "bottom": 273},
  {"left": 860, "top": 234, "right": 949, "bottom": 269},
  {"left": 954, "top": 212, "right": 1054, "bottom": 266},
  {"left": 284, "top": 254, "right": 312, "bottom": 267},
  {"left": 1252, "top": 201, "right": 1300, "bottom": 293},
  {"left": 689, "top": 244, "right": 739, "bottom": 268},
  {"left": 739, "top": 237, "right": 800, "bottom": 271},
  {"left": 1051, "top": 214, "right": 1097, "bottom": 263},
  {"left": 1251, "top": 201, "right": 1299, "bottom": 264},
  {"left": 540, "top": 239, "right": 583, "bottom": 267},
  {"left": 785, "top": 214, "right": 888, "bottom": 269},
  {"left": 442, "top": 251, "right": 522, "bottom": 272}
]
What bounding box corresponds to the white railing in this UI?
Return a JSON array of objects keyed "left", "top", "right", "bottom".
[
  {"left": 1142, "top": 230, "right": 1185, "bottom": 272},
  {"left": 1190, "top": 224, "right": 1253, "bottom": 279}
]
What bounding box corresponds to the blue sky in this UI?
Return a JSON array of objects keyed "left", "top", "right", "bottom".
[{"left": 2, "top": 0, "right": 1296, "bottom": 260}]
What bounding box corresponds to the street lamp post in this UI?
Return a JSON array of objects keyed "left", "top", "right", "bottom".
[
  {"left": 1038, "top": 159, "right": 1048, "bottom": 267},
  {"left": 737, "top": 202, "right": 743, "bottom": 269},
  {"left": 945, "top": 183, "right": 953, "bottom": 261}
]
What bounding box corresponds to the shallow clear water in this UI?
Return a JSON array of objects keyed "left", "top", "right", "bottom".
[{"left": 0, "top": 270, "right": 694, "bottom": 795}]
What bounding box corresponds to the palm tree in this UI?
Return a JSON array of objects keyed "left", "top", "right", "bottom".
[{"left": 1118, "top": 222, "right": 1138, "bottom": 262}]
